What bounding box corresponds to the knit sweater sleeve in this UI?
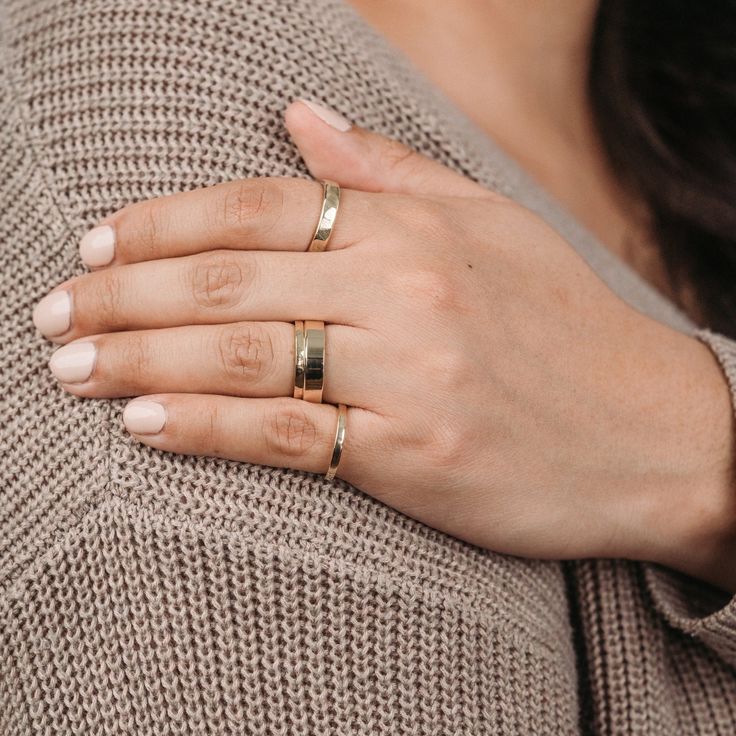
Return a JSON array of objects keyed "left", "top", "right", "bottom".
[{"left": 644, "top": 327, "right": 736, "bottom": 667}]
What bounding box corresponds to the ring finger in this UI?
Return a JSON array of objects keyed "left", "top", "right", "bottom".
[{"left": 47, "top": 321, "right": 379, "bottom": 409}]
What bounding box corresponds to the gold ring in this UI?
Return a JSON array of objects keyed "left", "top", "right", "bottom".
[
  {"left": 293, "top": 320, "right": 306, "bottom": 399},
  {"left": 307, "top": 180, "right": 341, "bottom": 252},
  {"left": 326, "top": 403, "right": 347, "bottom": 480},
  {"left": 303, "top": 320, "right": 325, "bottom": 403}
]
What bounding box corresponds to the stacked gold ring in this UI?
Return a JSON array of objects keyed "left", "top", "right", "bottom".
[
  {"left": 303, "top": 320, "right": 325, "bottom": 403},
  {"left": 293, "top": 180, "right": 347, "bottom": 480},
  {"left": 293, "top": 320, "right": 306, "bottom": 400},
  {"left": 293, "top": 319, "right": 325, "bottom": 403}
]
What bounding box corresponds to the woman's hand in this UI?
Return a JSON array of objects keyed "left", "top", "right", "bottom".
[{"left": 33, "top": 100, "right": 736, "bottom": 589}]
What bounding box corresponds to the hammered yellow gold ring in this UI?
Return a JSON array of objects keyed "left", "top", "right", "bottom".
[{"left": 307, "top": 180, "right": 341, "bottom": 251}]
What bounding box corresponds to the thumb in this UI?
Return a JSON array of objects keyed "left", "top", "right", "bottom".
[{"left": 284, "top": 98, "right": 490, "bottom": 198}]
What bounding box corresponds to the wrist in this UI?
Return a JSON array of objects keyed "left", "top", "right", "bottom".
[{"left": 625, "top": 324, "right": 736, "bottom": 592}]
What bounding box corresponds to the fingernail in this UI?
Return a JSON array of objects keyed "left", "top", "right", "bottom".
[
  {"left": 299, "top": 99, "right": 352, "bottom": 132},
  {"left": 79, "top": 225, "right": 115, "bottom": 267},
  {"left": 49, "top": 341, "right": 97, "bottom": 383},
  {"left": 33, "top": 290, "right": 71, "bottom": 337},
  {"left": 123, "top": 400, "right": 167, "bottom": 434}
]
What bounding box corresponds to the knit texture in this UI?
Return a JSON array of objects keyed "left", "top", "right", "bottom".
[{"left": 0, "top": 1, "right": 734, "bottom": 734}]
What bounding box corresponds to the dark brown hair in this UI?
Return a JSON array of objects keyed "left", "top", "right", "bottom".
[{"left": 589, "top": 1, "right": 736, "bottom": 337}]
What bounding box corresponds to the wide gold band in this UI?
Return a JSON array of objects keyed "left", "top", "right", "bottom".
[
  {"left": 303, "top": 320, "right": 325, "bottom": 403},
  {"left": 307, "top": 180, "right": 341, "bottom": 252},
  {"left": 325, "top": 403, "right": 347, "bottom": 480},
  {"left": 293, "top": 320, "right": 306, "bottom": 399}
]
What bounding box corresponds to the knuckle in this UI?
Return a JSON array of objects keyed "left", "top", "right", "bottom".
[
  {"left": 430, "top": 420, "right": 473, "bottom": 469},
  {"left": 216, "top": 322, "right": 274, "bottom": 383},
  {"left": 264, "top": 400, "right": 319, "bottom": 457},
  {"left": 428, "top": 349, "right": 473, "bottom": 394},
  {"left": 411, "top": 413, "right": 472, "bottom": 470},
  {"left": 93, "top": 271, "right": 127, "bottom": 326},
  {"left": 125, "top": 200, "right": 167, "bottom": 258},
  {"left": 119, "top": 333, "right": 153, "bottom": 387},
  {"left": 393, "top": 267, "right": 460, "bottom": 314},
  {"left": 198, "top": 401, "right": 221, "bottom": 456},
  {"left": 404, "top": 198, "right": 460, "bottom": 241},
  {"left": 190, "top": 251, "right": 251, "bottom": 309},
  {"left": 397, "top": 412, "right": 472, "bottom": 473},
  {"left": 219, "top": 179, "right": 283, "bottom": 233},
  {"left": 380, "top": 140, "right": 424, "bottom": 184}
]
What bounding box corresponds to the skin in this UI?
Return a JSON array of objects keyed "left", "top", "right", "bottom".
[
  {"left": 347, "top": 0, "right": 681, "bottom": 307},
  {"left": 33, "top": 101, "right": 736, "bottom": 592}
]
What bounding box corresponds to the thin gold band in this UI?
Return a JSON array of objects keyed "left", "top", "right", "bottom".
[
  {"left": 307, "top": 181, "right": 341, "bottom": 252},
  {"left": 303, "top": 320, "right": 325, "bottom": 403},
  {"left": 293, "top": 320, "right": 306, "bottom": 399},
  {"left": 326, "top": 403, "right": 347, "bottom": 480}
]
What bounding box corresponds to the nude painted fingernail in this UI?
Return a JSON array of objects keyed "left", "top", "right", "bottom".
[
  {"left": 33, "top": 290, "right": 71, "bottom": 337},
  {"left": 49, "top": 341, "right": 97, "bottom": 383},
  {"left": 123, "top": 400, "right": 167, "bottom": 435},
  {"left": 79, "top": 225, "right": 115, "bottom": 267},
  {"left": 299, "top": 99, "right": 352, "bottom": 132}
]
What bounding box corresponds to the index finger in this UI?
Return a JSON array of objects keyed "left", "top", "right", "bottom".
[{"left": 79, "top": 176, "right": 372, "bottom": 268}]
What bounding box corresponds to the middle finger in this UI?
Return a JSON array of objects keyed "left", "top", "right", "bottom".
[{"left": 33, "top": 249, "right": 367, "bottom": 344}]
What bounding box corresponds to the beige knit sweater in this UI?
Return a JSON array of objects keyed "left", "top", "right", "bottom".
[{"left": 1, "top": 1, "right": 735, "bottom": 734}]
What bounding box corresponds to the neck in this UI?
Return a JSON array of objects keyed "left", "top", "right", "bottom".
[{"left": 346, "top": 0, "right": 600, "bottom": 147}]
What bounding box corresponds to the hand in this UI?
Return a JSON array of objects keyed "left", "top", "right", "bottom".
[{"left": 33, "top": 99, "right": 736, "bottom": 589}]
